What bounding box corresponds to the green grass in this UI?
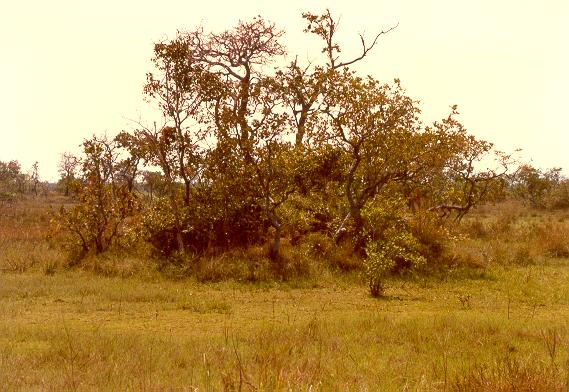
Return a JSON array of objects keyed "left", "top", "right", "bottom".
[
  {"left": 2, "top": 196, "right": 569, "bottom": 390},
  {"left": 1, "top": 261, "right": 569, "bottom": 390}
]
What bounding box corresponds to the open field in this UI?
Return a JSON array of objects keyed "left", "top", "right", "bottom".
[
  {"left": 1, "top": 262, "right": 569, "bottom": 390},
  {"left": 2, "top": 197, "right": 569, "bottom": 390}
]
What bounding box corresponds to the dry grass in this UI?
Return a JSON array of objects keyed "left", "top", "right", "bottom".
[
  {"left": 1, "top": 259, "right": 569, "bottom": 390},
  {"left": 452, "top": 356, "right": 566, "bottom": 391},
  {"left": 454, "top": 203, "right": 569, "bottom": 268},
  {"left": 0, "top": 195, "right": 66, "bottom": 273},
  {"left": 2, "top": 196, "right": 569, "bottom": 389}
]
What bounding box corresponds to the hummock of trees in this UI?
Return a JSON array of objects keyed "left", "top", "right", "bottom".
[{"left": 52, "top": 10, "right": 525, "bottom": 295}]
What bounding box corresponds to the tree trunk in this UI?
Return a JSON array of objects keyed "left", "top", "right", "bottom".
[
  {"left": 164, "top": 173, "right": 185, "bottom": 256},
  {"left": 334, "top": 210, "right": 352, "bottom": 243},
  {"left": 334, "top": 206, "right": 363, "bottom": 245},
  {"left": 269, "top": 222, "right": 282, "bottom": 261},
  {"left": 168, "top": 189, "right": 185, "bottom": 256},
  {"left": 265, "top": 202, "right": 282, "bottom": 261}
]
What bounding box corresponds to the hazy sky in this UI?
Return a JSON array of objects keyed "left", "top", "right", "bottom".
[{"left": 1, "top": 0, "right": 567, "bottom": 181}]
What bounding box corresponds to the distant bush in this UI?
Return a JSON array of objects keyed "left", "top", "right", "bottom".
[
  {"left": 546, "top": 179, "right": 569, "bottom": 210},
  {"left": 533, "top": 221, "right": 569, "bottom": 258},
  {"left": 511, "top": 165, "right": 569, "bottom": 211},
  {"left": 451, "top": 203, "right": 569, "bottom": 267}
]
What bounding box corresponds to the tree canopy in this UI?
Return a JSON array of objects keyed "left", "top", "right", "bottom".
[{"left": 50, "top": 10, "right": 522, "bottom": 295}]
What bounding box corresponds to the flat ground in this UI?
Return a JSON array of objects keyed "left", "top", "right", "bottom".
[{"left": 1, "top": 260, "right": 568, "bottom": 390}]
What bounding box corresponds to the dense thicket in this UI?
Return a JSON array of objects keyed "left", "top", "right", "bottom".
[{"left": 48, "top": 10, "right": 567, "bottom": 295}]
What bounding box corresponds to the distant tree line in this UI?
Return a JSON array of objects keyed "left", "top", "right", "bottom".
[{"left": 0, "top": 160, "right": 45, "bottom": 200}]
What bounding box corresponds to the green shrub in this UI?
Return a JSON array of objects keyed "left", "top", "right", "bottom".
[
  {"left": 362, "top": 198, "right": 426, "bottom": 297},
  {"left": 365, "top": 229, "right": 425, "bottom": 297}
]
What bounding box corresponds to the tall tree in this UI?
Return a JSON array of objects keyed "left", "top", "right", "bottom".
[
  {"left": 320, "top": 72, "right": 463, "bottom": 247},
  {"left": 281, "top": 10, "right": 398, "bottom": 146},
  {"left": 57, "top": 153, "right": 80, "bottom": 197},
  {"left": 144, "top": 38, "right": 210, "bottom": 207}
]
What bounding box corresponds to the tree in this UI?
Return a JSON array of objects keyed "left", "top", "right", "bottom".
[
  {"left": 28, "top": 162, "right": 40, "bottom": 196},
  {"left": 429, "top": 129, "right": 515, "bottom": 222},
  {"left": 319, "top": 72, "right": 452, "bottom": 248},
  {"left": 54, "top": 135, "right": 139, "bottom": 258},
  {"left": 57, "top": 153, "right": 80, "bottom": 196},
  {"left": 510, "top": 165, "right": 561, "bottom": 209},
  {"left": 280, "top": 10, "right": 397, "bottom": 146},
  {"left": 0, "top": 160, "right": 21, "bottom": 194},
  {"left": 142, "top": 17, "right": 291, "bottom": 258},
  {"left": 140, "top": 170, "right": 168, "bottom": 200},
  {"left": 118, "top": 124, "right": 189, "bottom": 255},
  {"left": 74, "top": 9, "right": 512, "bottom": 270},
  {"left": 144, "top": 38, "right": 210, "bottom": 207}
]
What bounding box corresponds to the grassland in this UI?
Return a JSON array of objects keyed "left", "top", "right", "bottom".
[{"left": 1, "top": 196, "right": 569, "bottom": 390}]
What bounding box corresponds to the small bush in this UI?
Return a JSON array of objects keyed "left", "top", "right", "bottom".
[
  {"left": 194, "top": 242, "right": 315, "bottom": 283},
  {"left": 195, "top": 253, "right": 253, "bottom": 282},
  {"left": 446, "top": 239, "right": 489, "bottom": 268},
  {"left": 488, "top": 240, "right": 535, "bottom": 265},
  {"left": 534, "top": 221, "right": 569, "bottom": 258},
  {"left": 81, "top": 252, "right": 151, "bottom": 278},
  {"left": 409, "top": 211, "right": 457, "bottom": 265},
  {"left": 545, "top": 180, "right": 569, "bottom": 210},
  {"left": 302, "top": 232, "right": 334, "bottom": 258},
  {"left": 464, "top": 218, "right": 488, "bottom": 239},
  {"left": 327, "top": 243, "right": 363, "bottom": 272},
  {"left": 365, "top": 230, "right": 425, "bottom": 297}
]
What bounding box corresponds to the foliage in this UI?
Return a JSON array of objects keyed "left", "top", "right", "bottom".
[
  {"left": 57, "top": 152, "right": 81, "bottom": 197},
  {"left": 547, "top": 178, "right": 569, "bottom": 209},
  {"left": 427, "top": 112, "right": 515, "bottom": 222},
  {"left": 363, "top": 197, "right": 426, "bottom": 296},
  {"left": 51, "top": 135, "right": 140, "bottom": 260},
  {"left": 510, "top": 165, "right": 569, "bottom": 210},
  {"left": 1, "top": 160, "right": 47, "bottom": 196},
  {"left": 0, "top": 160, "right": 23, "bottom": 193},
  {"left": 47, "top": 10, "right": 526, "bottom": 290}
]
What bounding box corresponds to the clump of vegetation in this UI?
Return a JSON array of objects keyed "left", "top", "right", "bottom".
[
  {"left": 449, "top": 202, "right": 569, "bottom": 268},
  {"left": 511, "top": 165, "right": 569, "bottom": 210},
  {"left": 2, "top": 10, "right": 567, "bottom": 296},
  {"left": 49, "top": 135, "right": 140, "bottom": 262},
  {"left": 362, "top": 197, "right": 425, "bottom": 296},
  {"left": 3, "top": 7, "right": 569, "bottom": 391},
  {"left": 39, "top": 10, "right": 525, "bottom": 296}
]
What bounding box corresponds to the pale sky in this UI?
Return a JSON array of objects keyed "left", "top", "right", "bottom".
[{"left": 1, "top": 0, "right": 567, "bottom": 181}]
